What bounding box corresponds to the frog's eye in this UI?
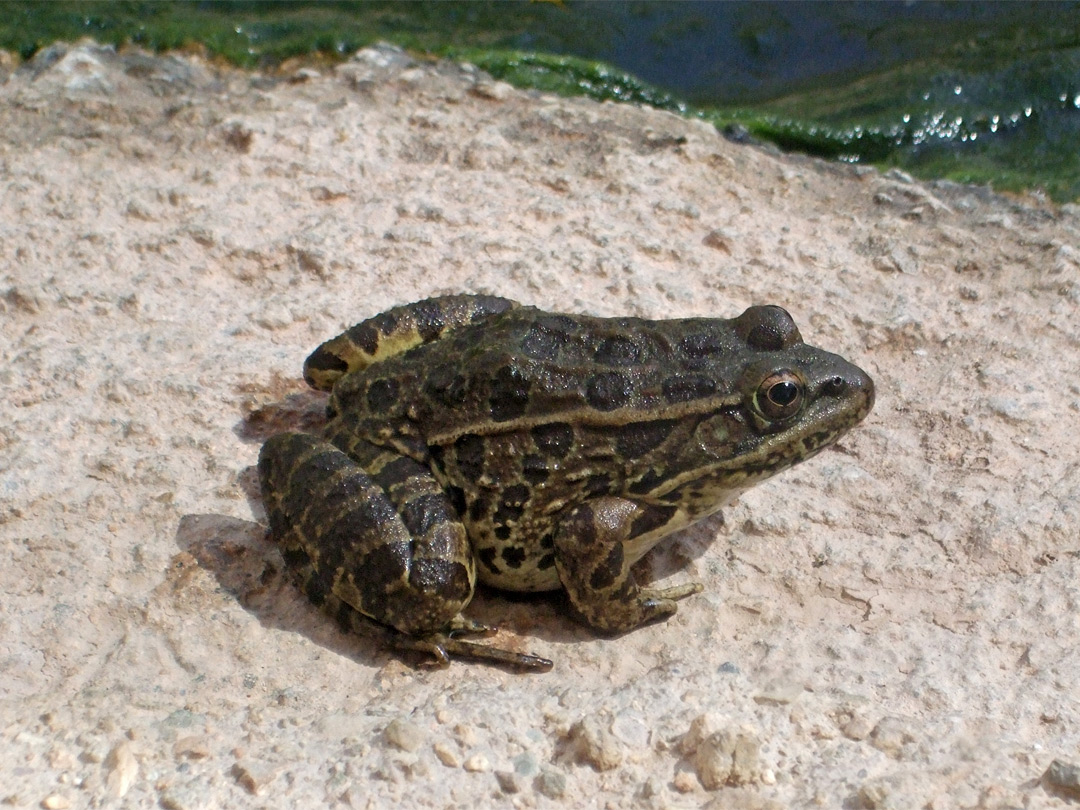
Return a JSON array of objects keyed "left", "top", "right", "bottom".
[{"left": 756, "top": 371, "right": 804, "bottom": 420}]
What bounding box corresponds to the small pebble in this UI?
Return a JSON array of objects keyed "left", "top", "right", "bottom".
[
  {"left": 512, "top": 751, "right": 538, "bottom": 777},
  {"left": 534, "top": 768, "right": 567, "bottom": 799},
  {"left": 568, "top": 715, "right": 622, "bottom": 771},
  {"left": 173, "top": 736, "right": 211, "bottom": 760},
  {"left": 868, "top": 716, "right": 918, "bottom": 759},
  {"left": 611, "top": 711, "right": 649, "bottom": 747},
  {"left": 672, "top": 771, "right": 698, "bottom": 793},
  {"left": 463, "top": 753, "right": 490, "bottom": 773},
  {"left": 681, "top": 713, "right": 762, "bottom": 790},
  {"left": 495, "top": 770, "right": 522, "bottom": 794},
  {"left": 105, "top": 742, "right": 138, "bottom": 798},
  {"left": 432, "top": 742, "right": 459, "bottom": 768},
  {"left": 1044, "top": 759, "right": 1080, "bottom": 799},
  {"left": 383, "top": 717, "right": 424, "bottom": 753},
  {"left": 230, "top": 761, "right": 267, "bottom": 796}
]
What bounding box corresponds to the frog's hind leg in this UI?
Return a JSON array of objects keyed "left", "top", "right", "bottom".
[
  {"left": 303, "top": 295, "right": 518, "bottom": 390},
  {"left": 258, "top": 431, "right": 552, "bottom": 669},
  {"left": 258, "top": 432, "right": 475, "bottom": 637}
]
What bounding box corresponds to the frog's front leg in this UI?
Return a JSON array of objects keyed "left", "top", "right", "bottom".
[
  {"left": 553, "top": 497, "right": 703, "bottom": 634},
  {"left": 259, "top": 432, "right": 551, "bottom": 670}
]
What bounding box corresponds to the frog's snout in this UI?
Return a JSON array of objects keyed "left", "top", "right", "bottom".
[{"left": 831, "top": 364, "right": 875, "bottom": 421}]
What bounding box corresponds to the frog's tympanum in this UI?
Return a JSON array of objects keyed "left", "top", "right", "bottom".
[{"left": 258, "top": 295, "right": 874, "bottom": 670}]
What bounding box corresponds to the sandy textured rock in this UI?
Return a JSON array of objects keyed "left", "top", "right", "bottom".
[{"left": 1, "top": 41, "right": 1078, "bottom": 808}]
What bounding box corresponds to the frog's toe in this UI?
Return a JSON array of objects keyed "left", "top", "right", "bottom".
[
  {"left": 390, "top": 629, "right": 552, "bottom": 671},
  {"left": 641, "top": 581, "right": 704, "bottom": 602},
  {"left": 445, "top": 616, "right": 497, "bottom": 638},
  {"left": 390, "top": 634, "right": 453, "bottom": 668},
  {"left": 439, "top": 636, "right": 553, "bottom": 672}
]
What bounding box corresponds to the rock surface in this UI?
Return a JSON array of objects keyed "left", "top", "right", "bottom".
[{"left": 1, "top": 41, "right": 1078, "bottom": 808}]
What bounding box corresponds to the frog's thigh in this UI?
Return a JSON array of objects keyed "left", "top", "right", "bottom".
[
  {"left": 553, "top": 496, "right": 702, "bottom": 634},
  {"left": 258, "top": 432, "right": 475, "bottom": 636}
]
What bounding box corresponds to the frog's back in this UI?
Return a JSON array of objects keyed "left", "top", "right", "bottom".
[{"left": 328, "top": 304, "right": 761, "bottom": 446}]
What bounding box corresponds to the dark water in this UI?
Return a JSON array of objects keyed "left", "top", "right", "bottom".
[
  {"left": 480, "top": 1, "right": 1080, "bottom": 202},
  {"left": 5, "top": 1, "right": 1079, "bottom": 201}
]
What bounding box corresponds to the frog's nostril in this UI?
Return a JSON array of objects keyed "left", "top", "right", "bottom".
[{"left": 823, "top": 376, "right": 846, "bottom": 396}]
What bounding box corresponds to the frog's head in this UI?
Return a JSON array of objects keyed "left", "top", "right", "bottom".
[{"left": 643, "top": 305, "right": 875, "bottom": 506}]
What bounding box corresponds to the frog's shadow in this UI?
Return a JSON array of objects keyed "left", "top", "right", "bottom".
[{"left": 189, "top": 391, "right": 720, "bottom": 669}]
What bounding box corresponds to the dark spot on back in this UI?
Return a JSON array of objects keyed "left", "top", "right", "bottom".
[
  {"left": 662, "top": 374, "right": 717, "bottom": 403},
  {"left": 586, "top": 371, "right": 631, "bottom": 411},
  {"left": 614, "top": 419, "right": 677, "bottom": 458},
  {"left": 595, "top": 335, "right": 641, "bottom": 366},
  {"left": 425, "top": 368, "right": 468, "bottom": 409},
  {"left": 489, "top": 364, "right": 531, "bottom": 422},
  {"left": 501, "top": 545, "right": 527, "bottom": 569},
  {"left": 532, "top": 422, "right": 574, "bottom": 458},
  {"left": 522, "top": 322, "right": 567, "bottom": 361},
  {"left": 542, "top": 314, "right": 578, "bottom": 332},
  {"left": 469, "top": 296, "right": 516, "bottom": 322},
  {"left": 679, "top": 332, "right": 730, "bottom": 359},
  {"left": 538, "top": 552, "right": 556, "bottom": 570},
  {"left": 366, "top": 377, "right": 400, "bottom": 413},
  {"left": 494, "top": 525, "right": 512, "bottom": 540}
]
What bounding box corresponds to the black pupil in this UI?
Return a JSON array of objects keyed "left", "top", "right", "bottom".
[{"left": 768, "top": 381, "right": 799, "bottom": 406}]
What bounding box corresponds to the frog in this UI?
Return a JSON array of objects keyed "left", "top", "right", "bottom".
[{"left": 257, "top": 294, "right": 875, "bottom": 670}]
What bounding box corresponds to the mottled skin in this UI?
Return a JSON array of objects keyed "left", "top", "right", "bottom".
[{"left": 258, "top": 295, "right": 875, "bottom": 669}]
